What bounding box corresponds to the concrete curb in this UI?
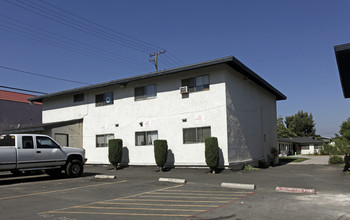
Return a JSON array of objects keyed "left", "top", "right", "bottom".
[
  {"left": 159, "top": 178, "right": 187, "bottom": 184},
  {"left": 221, "top": 182, "right": 256, "bottom": 190},
  {"left": 275, "top": 186, "right": 316, "bottom": 194},
  {"left": 95, "top": 175, "right": 116, "bottom": 179}
]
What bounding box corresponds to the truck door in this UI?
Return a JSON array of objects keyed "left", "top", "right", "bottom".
[
  {"left": 35, "top": 136, "right": 66, "bottom": 167},
  {"left": 17, "top": 136, "right": 39, "bottom": 169},
  {"left": 0, "top": 135, "right": 17, "bottom": 170}
]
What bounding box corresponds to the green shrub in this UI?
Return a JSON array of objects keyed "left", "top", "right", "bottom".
[
  {"left": 329, "top": 155, "right": 344, "bottom": 164},
  {"left": 108, "top": 139, "right": 123, "bottom": 170},
  {"left": 205, "top": 137, "right": 219, "bottom": 173},
  {"left": 154, "top": 140, "right": 168, "bottom": 171}
]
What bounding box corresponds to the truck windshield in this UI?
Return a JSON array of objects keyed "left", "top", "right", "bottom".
[{"left": 0, "top": 135, "right": 15, "bottom": 146}]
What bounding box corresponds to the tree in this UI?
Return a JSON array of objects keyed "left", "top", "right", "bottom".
[
  {"left": 205, "top": 137, "right": 219, "bottom": 174},
  {"left": 154, "top": 140, "right": 168, "bottom": 171},
  {"left": 285, "top": 110, "right": 316, "bottom": 137},
  {"left": 277, "top": 117, "right": 296, "bottom": 138},
  {"left": 339, "top": 118, "right": 350, "bottom": 143},
  {"left": 108, "top": 139, "right": 123, "bottom": 170}
]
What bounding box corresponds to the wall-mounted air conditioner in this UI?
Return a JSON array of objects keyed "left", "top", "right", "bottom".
[{"left": 179, "top": 86, "right": 189, "bottom": 94}]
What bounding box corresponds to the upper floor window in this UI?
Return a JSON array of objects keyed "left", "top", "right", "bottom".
[
  {"left": 96, "top": 92, "right": 114, "bottom": 107},
  {"left": 135, "top": 131, "right": 158, "bottom": 146},
  {"left": 183, "top": 126, "right": 211, "bottom": 144},
  {"left": 181, "top": 75, "right": 209, "bottom": 93},
  {"left": 96, "top": 134, "right": 114, "bottom": 148},
  {"left": 74, "top": 93, "right": 84, "bottom": 102},
  {"left": 135, "top": 85, "right": 157, "bottom": 101}
]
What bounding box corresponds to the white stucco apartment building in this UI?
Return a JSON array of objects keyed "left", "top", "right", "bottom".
[{"left": 29, "top": 57, "right": 286, "bottom": 168}]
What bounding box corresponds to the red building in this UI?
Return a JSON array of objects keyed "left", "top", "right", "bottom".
[{"left": 0, "top": 90, "right": 42, "bottom": 134}]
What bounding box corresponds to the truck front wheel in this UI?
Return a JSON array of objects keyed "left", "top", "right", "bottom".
[{"left": 66, "top": 159, "right": 83, "bottom": 178}]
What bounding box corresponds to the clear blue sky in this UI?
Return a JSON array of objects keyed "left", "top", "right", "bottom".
[{"left": 0, "top": 0, "right": 349, "bottom": 137}]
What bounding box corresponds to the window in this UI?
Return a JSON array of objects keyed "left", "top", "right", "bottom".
[
  {"left": 96, "top": 92, "right": 114, "bottom": 106},
  {"left": 181, "top": 75, "right": 209, "bottom": 92},
  {"left": 74, "top": 93, "right": 84, "bottom": 102},
  {"left": 37, "top": 136, "right": 60, "bottom": 148},
  {"left": 96, "top": 134, "right": 114, "bottom": 148},
  {"left": 301, "top": 145, "right": 310, "bottom": 150},
  {"left": 135, "top": 131, "right": 158, "bottom": 146},
  {"left": 135, "top": 85, "right": 157, "bottom": 101},
  {"left": 0, "top": 135, "right": 15, "bottom": 147},
  {"left": 183, "top": 126, "right": 211, "bottom": 144},
  {"left": 22, "top": 136, "right": 34, "bottom": 149}
]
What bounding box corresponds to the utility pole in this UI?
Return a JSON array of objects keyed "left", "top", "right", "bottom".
[{"left": 149, "top": 50, "right": 166, "bottom": 72}]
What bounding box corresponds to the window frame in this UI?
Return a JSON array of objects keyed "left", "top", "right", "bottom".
[
  {"left": 73, "top": 93, "right": 85, "bottom": 103},
  {"left": 95, "top": 92, "right": 114, "bottom": 107},
  {"left": 134, "top": 84, "right": 157, "bottom": 101},
  {"left": 181, "top": 75, "right": 210, "bottom": 93},
  {"left": 96, "top": 134, "right": 114, "bottom": 148},
  {"left": 183, "top": 126, "right": 211, "bottom": 144},
  {"left": 135, "top": 130, "right": 158, "bottom": 146}
]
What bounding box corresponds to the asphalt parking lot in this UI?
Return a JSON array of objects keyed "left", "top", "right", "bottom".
[{"left": 0, "top": 162, "right": 349, "bottom": 220}]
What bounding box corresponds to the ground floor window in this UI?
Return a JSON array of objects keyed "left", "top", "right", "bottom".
[
  {"left": 135, "top": 131, "right": 158, "bottom": 146},
  {"left": 183, "top": 126, "right": 211, "bottom": 144},
  {"left": 96, "top": 134, "right": 114, "bottom": 148}
]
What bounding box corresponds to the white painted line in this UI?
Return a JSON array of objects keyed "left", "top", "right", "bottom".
[
  {"left": 95, "top": 175, "right": 116, "bottom": 179},
  {"left": 158, "top": 178, "right": 187, "bottom": 184},
  {"left": 275, "top": 186, "right": 316, "bottom": 194},
  {"left": 221, "top": 182, "right": 256, "bottom": 190}
]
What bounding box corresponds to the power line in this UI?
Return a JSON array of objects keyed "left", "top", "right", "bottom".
[
  {"left": 0, "top": 85, "right": 47, "bottom": 95},
  {"left": 4, "top": 0, "right": 184, "bottom": 67},
  {"left": 0, "top": 65, "right": 92, "bottom": 85},
  {"left": 0, "top": 14, "right": 151, "bottom": 70}
]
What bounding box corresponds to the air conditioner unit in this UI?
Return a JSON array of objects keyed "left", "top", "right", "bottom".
[{"left": 180, "top": 86, "right": 189, "bottom": 94}]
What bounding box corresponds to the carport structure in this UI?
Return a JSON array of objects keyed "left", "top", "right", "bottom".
[{"left": 334, "top": 43, "right": 350, "bottom": 98}]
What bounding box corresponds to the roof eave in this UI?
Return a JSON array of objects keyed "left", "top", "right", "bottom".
[{"left": 28, "top": 56, "right": 286, "bottom": 102}]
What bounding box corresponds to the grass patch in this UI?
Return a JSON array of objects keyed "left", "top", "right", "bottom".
[
  {"left": 279, "top": 157, "right": 309, "bottom": 164},
  {"left": 345, "top": 171, "right": 350, "bottom": 175},
  {"left": 244, "top": 165, "right": 259, "bottom": 171}
]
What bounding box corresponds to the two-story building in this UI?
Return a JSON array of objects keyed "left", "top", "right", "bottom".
[{"left": 28, "top": 56, "right": 286, "bottom": 168}]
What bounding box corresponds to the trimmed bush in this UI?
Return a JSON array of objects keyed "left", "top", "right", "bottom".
[
  {"left": 154, "top": 140, "right": 168, "bottom": 171},
  {"left": 108, "top": 139, "right": 123, "bottom": 170},
  {"left": 329, "top": 155, "right": 344, "bottom": 164},
  {"left": 205, "top": 137, "right": 219, "bottom": 173}
]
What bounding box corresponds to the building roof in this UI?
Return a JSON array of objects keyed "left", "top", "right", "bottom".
[
  {"left": 2, "top": 118, "right": 83, "bottom": 134},
  {"left": 334, "top": 43, "right": 350, "bottom": 98},
  {"left": 0, "top": 89, "right": 40, "bottom": 104},
  {"left": 278, "top": 137, "right": 326, "bottom": 145},
  {"left": 28, "top": 56, "right": 287, "bottom": 103}
]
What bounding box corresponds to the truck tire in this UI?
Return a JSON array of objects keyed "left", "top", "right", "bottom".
[{"left": 66, "top": 159, "right": 83, "bottom": 178}]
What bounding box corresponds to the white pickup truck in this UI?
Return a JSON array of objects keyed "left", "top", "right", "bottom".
[{"left": 0, "top": 134, "right": 87, "bottom": 178}]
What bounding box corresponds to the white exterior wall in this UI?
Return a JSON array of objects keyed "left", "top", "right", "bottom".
[
  {"left": 225, "top": 66, "right": 277, "bottom": 164},
  {"left": 42, "top": 65, "right": 229, "bottom": 166}
]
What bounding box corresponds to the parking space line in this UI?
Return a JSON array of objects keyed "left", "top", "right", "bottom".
[
  {"left": 74, "top": 205, "right": 206, "bottom": 212},
  {"left": 113, "top": 198, "right": 233, "bottom": 203},
  {"left": 99, "top": 202, "right": 218, "bottom": 207},
  {"left": 46, "top": 211, "right": 192, "bottom": 217},
  {"left": 164, "top": 189, "right": 252, "bottom": 194},
  {"left": 41, "top": 184, "right": 184, "bottom": 215},
  {"left": 41, "top": 184, "right": 256, "bottom": 219},
  {"left": 139, "top": 195, "right": 239, "bottom": 199},
  {"left": 0, "top": 180, "right": 127, "bottom": 201},
  {"left": 147, "top": 192, "right": 248, "bottom": 197}
]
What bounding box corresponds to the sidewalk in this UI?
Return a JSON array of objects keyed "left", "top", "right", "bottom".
[{"left": 289, "top": 155, "right": 329, "bottom": 165}]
